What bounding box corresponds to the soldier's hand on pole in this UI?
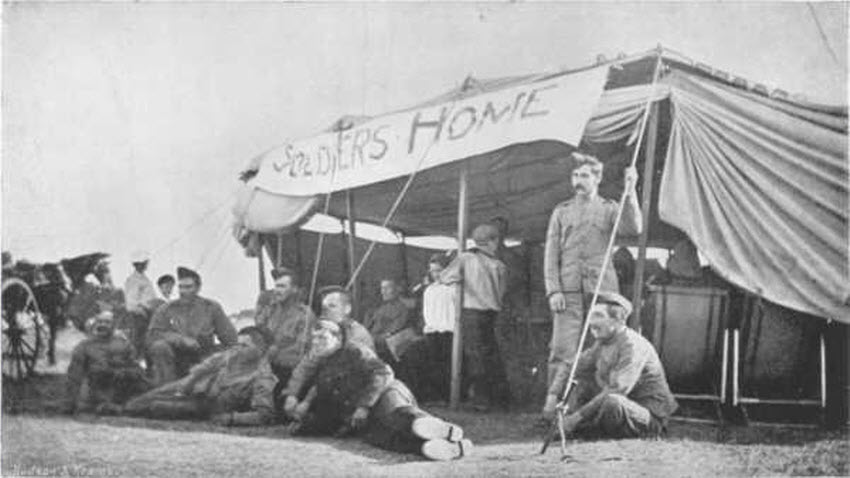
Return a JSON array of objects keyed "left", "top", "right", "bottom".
[
  {"left": 548, "top": 292, "right": 567, "bottom": 313},
  {"left": 624, "top": 166, "right": 639, "bottom": 194}
]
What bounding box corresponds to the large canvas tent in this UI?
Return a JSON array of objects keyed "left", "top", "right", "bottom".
[
  {"left": 235, "top": 48, "right": 848, "bottom": 322},
  {"left": 233, "top": 47, "right": 848, "bottom": 415}
]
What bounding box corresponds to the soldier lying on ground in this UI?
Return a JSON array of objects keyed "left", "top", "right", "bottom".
[
  {"left": 122, "top": 326, "right": 277, "bottom": 426},
  {"left": 64, "top": 311, "right": 150, "bottom": 414},
  {"left": 285, "top": 320, "right": 473, "bottom": 461},
  {"left": 278, "top": 285, "right": 373, "bottom": 409},
  {"left": 551, "top": 292, "right": 678, "bottom": 439}
]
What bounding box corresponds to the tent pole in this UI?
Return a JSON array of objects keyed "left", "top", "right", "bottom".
[
  {"left": 345, "top": 189, "right": 359, "bottom": 319},
  {"left": 450, "top": 164, "right": 469, "bottom": 409},
  {"left": 276, "top": 232, "right": 284, "bottom": 268},
  {"left": 629, "top": 100, "right": 661, "bottom": 331},
  {"left": 257, "top": 235, "right": 267, "bottom": 292},
  {"left": 399, "top": 234, "right": 410, "bottom": 291},
  {"left": 294, "top": 229, "right": 304, "bottom": 282}
]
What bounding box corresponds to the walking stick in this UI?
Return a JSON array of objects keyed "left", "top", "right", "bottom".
[{"left": 539, "top": 48, "right": 664, "bottom": 457}]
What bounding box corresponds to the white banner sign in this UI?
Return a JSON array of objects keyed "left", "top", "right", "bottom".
[{"left": 254, "top": 66, "right": 609, "bottom": 196}]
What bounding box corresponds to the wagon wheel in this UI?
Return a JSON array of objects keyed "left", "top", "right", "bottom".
[{"left": 2, "top": 278, "right": 46, "bottom": 381}]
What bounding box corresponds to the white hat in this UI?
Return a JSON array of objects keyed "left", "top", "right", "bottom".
[{"left": 131, "top": 250, "right": 150, "bottom": 263}]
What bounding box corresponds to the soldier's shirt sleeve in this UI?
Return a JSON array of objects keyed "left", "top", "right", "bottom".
[
  {"left": 212, "top": 302, "right": 238, "bottom": 346},
  {"left": 254, "top": 292, "right": 272, "bottom": 328},
  {"left": 574, "top": 345, "right": 599, "bottom": 382},
  {"left": 249, "top": 363, "right": 279, "bottom": 424},
  {"left": 543, "top": 207, "right": 563, "bottom": 297},
  {"left": 605, "top": 338, "right": 647, "bottom": 395},
  {"left": 65, "top": 343, "right": 89, "bottom": 405},
  {"left": 617, "top": 190, "right": 643, "bottom": 237},
  {"left": 146, "top": 305, "right": 173, "bottom": 344},
  {"left": 353, "top": 347, "right": 395, "bottom": 409},
  {"left": 439, "top": 254, "right": 464, "bottom": 285},
  {"left": 283, "top": 353, "right": 320, "bottom": 399}
]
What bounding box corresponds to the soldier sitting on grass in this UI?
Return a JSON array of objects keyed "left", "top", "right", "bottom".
[{"left": 64, "top": 311, "right": 151, "bottom": 415}]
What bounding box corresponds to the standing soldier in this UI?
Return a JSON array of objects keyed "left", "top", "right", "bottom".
[
  {"left": 440, "top": 223, "right": 510, "bottom": 410},
  {"left": 542, "top": 152, "right": 641, "bottom": 419},
  {"left": 146, "top": 267, "right": 237, "bottom": 386}
]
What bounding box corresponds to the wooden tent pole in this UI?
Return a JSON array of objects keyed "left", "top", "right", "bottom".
[
  {"left": 630, "top": 100, "right": 661, "bottom": 330},
  {"left": 450, "top": 164, "right": 469, "bottom": 409},
  {"left": 276, "top": 232, "right": 284, "bottom": 268},
  {"left": 257, "top": 235, "right": 267, "bottom": 292},
  {"left": 399, "top": 234, "right": 410, "bottom": 291},
  {"left": 294, "top": 229, "right": 304, "bottom": 282},
  {"left": 345, "top": 190, "right": 359, "bottom": 319}
]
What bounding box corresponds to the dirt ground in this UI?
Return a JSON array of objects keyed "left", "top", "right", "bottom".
[{"left": 2, "top": 327, "right": 848, "bottom": 477}]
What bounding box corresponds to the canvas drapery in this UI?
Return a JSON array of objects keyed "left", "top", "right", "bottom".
[{"left": 659, "top": 71, "right": 848, "bottom": 321}]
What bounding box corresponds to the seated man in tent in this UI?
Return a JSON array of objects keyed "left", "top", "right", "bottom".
[
  {"left": 285, "top": 320, "right": 473, "bottom": 461},
  {"left": 64, "top": 311, "right": 151, "bottom": 414},
  {"left": 363, "top": 278, "right": 418, "bottom": 365},
  {"left": 254, "top": 267, "right": 315, "bottom": 386},
  {"left": 146, "top": 267, "right": 238, "bottom": 386},
  {"left": 279, "top": 286, "right": 374, "bottom": 410},
  {"left": 553, "top": 292, "right": 678, "bottom": 439},
  {"left": 123, "top": 326, "right": 277, "bottom": 426}
]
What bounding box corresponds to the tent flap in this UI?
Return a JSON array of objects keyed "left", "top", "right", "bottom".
[{"left": 659, "top": 71, "right": 849, "bottom": 321}]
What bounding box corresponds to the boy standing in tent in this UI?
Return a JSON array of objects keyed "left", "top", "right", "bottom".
[{"left": 542, "top": 152, "right": 641, "bottom": 419}]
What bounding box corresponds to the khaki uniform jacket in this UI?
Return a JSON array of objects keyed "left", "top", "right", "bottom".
[
  {"left": 544, "top": 194, "right": 641, "bottom": 296},
  {"left": 575, "top": 328, "right": 678, "bottom": 420},
  {"left": 147, "top": 296, "right": 238, "bottom": 356},
  {"left": 363, "top": 299, "right": 411, "bottom": 339},
  {"left": 66, "top": 335, "right": 144, "bottom": 402},
  {"left": 255, "top": 291, "right": 316, "bottom": 369},
  {"left": 185, "top": 346, "right": 278, "bottom": 423}
]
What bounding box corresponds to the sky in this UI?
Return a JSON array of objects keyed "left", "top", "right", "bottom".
[{"left": 2, "top": 2, "right": 847, "bottom": 313}]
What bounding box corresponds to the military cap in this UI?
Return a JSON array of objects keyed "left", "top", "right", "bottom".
[
  {"left": 270, "top": 266, "right": 296, "bottom": 281},
  {"left": 176, "top": 266, "right": 201, "bottom": 282},
  {"left": 131, "top": 250, "right": 150, "bottom": 263},
  {"left": 317, "top": 285, "right": 348, "bottom": 299},
  {"left": 593, "top": 291, "right": 633, "bottom": 317}
]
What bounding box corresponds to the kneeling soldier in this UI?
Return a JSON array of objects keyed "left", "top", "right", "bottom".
[
  {"left": 556, "top": 292, "right": 678, "bottom": 439},
  {"left": 285, "top": 320, "right": 472, "bottom": 461},
  {"left": 124, "top": 326, "right": 277, "bottom": 426},
  {"left": 65, "top": 311, "right": 150, "bottom": 414}
]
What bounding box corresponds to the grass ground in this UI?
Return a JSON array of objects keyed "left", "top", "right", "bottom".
[{"left": 2, "top": 327, "right": 847, "bottom": 477}]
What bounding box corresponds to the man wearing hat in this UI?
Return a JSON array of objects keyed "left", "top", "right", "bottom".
[
  {"left": 124, "top": 250, "right": 158, "bottom": 313},
  {"left": 439, "top": 222, "right": 510, "bottom": 410},
  {"left": 255, "top": 267, "right": 316, "bottom": 386},
  {"left": 65, "top": 311, "right": 150, "bottom": 414},
  {"left": 542, "top": 152, "right": 642, "bottom": 418},
  {"left": 556, "top": 292, "right": 677, "bottom": 439},
  {"left": 146, "top": 266, "right": 238, "bottom": 386}
]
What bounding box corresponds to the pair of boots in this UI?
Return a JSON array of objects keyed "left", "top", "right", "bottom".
[{"left": 412, "top": 416, "right": 473, "bottom": 461}]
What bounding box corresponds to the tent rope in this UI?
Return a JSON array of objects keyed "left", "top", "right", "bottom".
[
  {"left": 344, "top": 97, "right": 464, "bottom": 291},
  {"left": 307, "top": 192, "right": 333, "bottom": 308},
  {"left": 552, "top": 48, "right": 665, "bottom": 454}
]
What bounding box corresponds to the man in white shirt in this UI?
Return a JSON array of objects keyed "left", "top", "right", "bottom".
[
  {"left": 399, "top": 253, "right": 457, "bottom": 402},
  {"left": 124, "top": 250, "right": 158, "bottom": 313},
  {"left": 123, "top": 250, "right": 159, "bottom": 356}
]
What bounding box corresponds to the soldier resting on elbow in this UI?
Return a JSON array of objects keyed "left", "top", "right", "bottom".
[
  {"left": 284, "top": 320, "right": 473, "bottom": 461},
  {"left": 122, "top": 326, "right": 278, "bottom": 426}
]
